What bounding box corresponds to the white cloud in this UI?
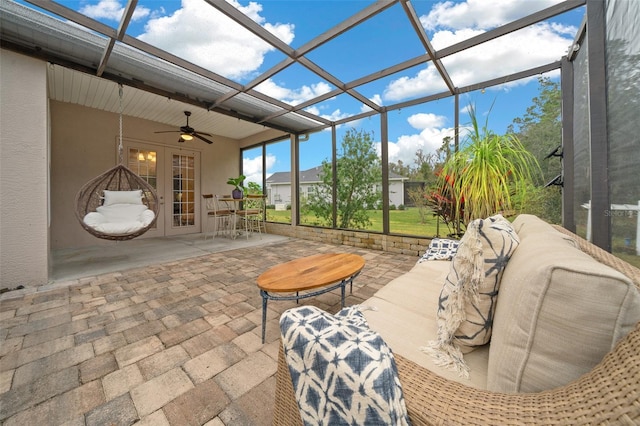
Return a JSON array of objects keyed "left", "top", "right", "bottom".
[
  {"left": 381, "top": 112, "right": 454, "bottom": 165},
  {"left": 243, "top": 153, "right": 276, "bottom": 185},
  {"left": 255, "top": 79, "right": 332, "bottom": 105},
  {"left": 360, "top": 94, "right": 383, "bottom": 113},
  {"left": 420, "top": 0, "right": 563, "bottom": 31},
  {"left": 305, "top": 106, "right": 352, "bottom": 123},
  {"left": 80, "top": 0, "right": 151, "bottom": 21},
  {"left": 383, "top": 66, "right": 449, "bottom": 101},
  {"left": 137, "top": 0, "right": 295, "bottom": 80},
  {"left": 384, "top": 22, "right": 573, "bottom": 102},
  {"left": 407, "top": 112, "right": 446, "bottom": 129}
]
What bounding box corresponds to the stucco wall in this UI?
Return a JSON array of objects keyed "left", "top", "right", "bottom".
[{"left": 0, "top": 50, "right": 49, "bottom": 289}]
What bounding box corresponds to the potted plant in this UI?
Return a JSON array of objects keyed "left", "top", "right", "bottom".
[
  {"left": 438, "top": 103, "right": 541, "bottom": 226},
  {"left": 227, "top": 174, "right": 246, "bottom": 199}
]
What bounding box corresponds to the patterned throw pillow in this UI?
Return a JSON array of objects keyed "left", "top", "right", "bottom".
[
  {"left": 423, "top": 214, "right": 520, "bottom": 377},
  {"left": 418, "top": 238, "right": 460, "bottom": 263},
  {"left": 280, "top": 306, "right": 410, "bottom": 426}
]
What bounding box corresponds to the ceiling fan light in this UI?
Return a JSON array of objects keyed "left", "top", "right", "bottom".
[{"left": 181, "top": 133, "right": 193, "bottom": 141}]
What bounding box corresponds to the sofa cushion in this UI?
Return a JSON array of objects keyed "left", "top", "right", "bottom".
[
  {"left": 488, "top": 217, "right": 640, "bottom": 393},
  {"left": 363, "top": 260, "right": 489, "bottom": 389},
  {"left": 424, "top": 214, "right": 519, "bottom": 377},
  {"left": 512, "top": 213, "right": 576, "bottom": 245}
]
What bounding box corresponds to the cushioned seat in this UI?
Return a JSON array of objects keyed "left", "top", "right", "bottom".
[
  {"left": 363, "top": 252, "right": 490, "bottom": 389},
  {"left": 82, "top": 190, "right": 155, "bottom": 235}
]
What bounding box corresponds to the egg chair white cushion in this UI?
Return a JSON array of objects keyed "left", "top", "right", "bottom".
[{"left": 83, "top": 203, "right": 155, "bottom": 235}]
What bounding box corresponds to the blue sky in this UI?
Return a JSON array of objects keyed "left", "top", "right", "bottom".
[{"left": 39, "top": 0, "right": 583, "bottom": 182}]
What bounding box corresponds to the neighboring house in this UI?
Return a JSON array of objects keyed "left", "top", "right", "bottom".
[{"left": 266, "top": 166, "right": 408, "bottom": 208}]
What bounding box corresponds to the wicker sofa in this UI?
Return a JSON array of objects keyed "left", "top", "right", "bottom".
[{"left": 273, "top": 214, "right": 640, "bottom": 425}]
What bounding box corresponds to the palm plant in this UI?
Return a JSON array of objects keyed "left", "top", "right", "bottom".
[{"left": 439, "top": 104, "right": 541, "bottom": 225}]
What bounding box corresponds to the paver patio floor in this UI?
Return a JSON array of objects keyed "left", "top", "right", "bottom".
[{"left": 0, "top": 237, "right": 418, "bottom": 425}]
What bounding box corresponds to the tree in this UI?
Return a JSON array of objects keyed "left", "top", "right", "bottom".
[
  {"left": 304, "top": 128, "right": 382, "bottom": 229},
  {"left": 389, "top": 159, "right": 411, "bottom": 179},
  {"left": 508, "top": 76, "right": 563, "bottom": 223},
  {"left": 508, "top": 77, "right": 562, "bottom": 185}
]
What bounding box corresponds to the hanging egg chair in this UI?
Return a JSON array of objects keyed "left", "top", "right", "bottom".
[{"left": 74, "top": 84, "right": 159, "bottom": 241}]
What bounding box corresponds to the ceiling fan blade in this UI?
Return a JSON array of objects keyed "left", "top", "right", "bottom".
[
  {"left": 154, "top": 111, "right": 212, "bottom": 144},
  {"left": 193, "top": 133, "right": 214, "bottom": 144}
]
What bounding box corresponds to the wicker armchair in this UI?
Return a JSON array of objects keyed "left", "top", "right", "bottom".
[{"left": 273, "top": 226, "right": 640, "bottom": 425}]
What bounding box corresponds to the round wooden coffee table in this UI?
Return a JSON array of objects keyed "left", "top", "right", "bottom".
[{"left": 257, "top": 253, "right": 365, "bottom": 343}]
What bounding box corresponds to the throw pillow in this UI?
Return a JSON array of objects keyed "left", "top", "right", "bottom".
[
  {"left": 102, "top": 189, "right": 143, "bottom": 206},
  {"left": 280, "top": 305, "right": 410, "bottom": 426},
  {"left": 418, "top": 238, "right": 460, "bottom": 263},
  {"left": 423, "top": 214, "right": 520, "bottom": 377}
]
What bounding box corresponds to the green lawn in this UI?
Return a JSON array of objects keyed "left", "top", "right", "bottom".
[{"left": 267, "top": 207, "right": 453, "bottom": 238}]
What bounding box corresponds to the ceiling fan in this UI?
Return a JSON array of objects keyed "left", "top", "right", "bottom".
[{"left": 154, "top": 111, "right": 213, "bottom": 144}]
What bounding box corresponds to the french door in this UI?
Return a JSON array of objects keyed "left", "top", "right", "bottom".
[{"left": 125, "top": 141, "right": 201, "bottom": 237}]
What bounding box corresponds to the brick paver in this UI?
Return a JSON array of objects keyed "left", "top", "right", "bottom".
[{"left": 0, "top": 238, "right": 418, "bottom": 424}]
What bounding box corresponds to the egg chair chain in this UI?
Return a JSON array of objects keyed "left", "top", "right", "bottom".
[
  {"left": 74, "top": 84, "right": 160, "bottom": 241},
  {"left": 118, "top": 84, "right": 124, "bottom": 165}
]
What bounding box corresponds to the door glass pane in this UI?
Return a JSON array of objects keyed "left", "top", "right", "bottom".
[
  {"left": 172, "top": 154, "right": 195, "bottom": 227},
  {"left": 128, "top": 148, "right": 157, "bottom": 189},
  {"left": 128, "top": 148, "right": 158, "bottom": 229}
]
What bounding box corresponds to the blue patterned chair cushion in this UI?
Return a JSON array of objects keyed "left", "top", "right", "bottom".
[
  {"left": 280, "top": 305, "right": 410, "bottom": 425},
  {"left": 418, "top": 238, "right": 460, "bottom": 263},
  {"left": 423, "top": 214, "right": 520, "bottom": 377}
]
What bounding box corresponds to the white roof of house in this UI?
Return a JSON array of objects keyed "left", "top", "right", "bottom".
[{"left": 267, "top": 166, "right": 407, "bottom": 184}]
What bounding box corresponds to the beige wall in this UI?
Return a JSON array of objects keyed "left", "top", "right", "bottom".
[{"left": 0, "top": 49, "right": 49, "bottom": 289}]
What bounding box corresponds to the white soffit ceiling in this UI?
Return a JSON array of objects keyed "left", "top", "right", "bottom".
[{"left": 47, "top": 64, "right": 272, "bottom": 141}]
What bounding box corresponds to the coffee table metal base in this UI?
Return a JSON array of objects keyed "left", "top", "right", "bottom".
[{"left": 260, "top": 273, "right": 359, "bottom": 343}]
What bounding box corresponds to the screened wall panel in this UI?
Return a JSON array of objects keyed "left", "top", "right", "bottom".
[
  {"left": 606, "top": 0, "right": 640, "bottom": 260},
  {"left": 298, "top": 132, "right": 333, "bottom": 228},
  {"left": 572, "top": 35, "right": 591, "bottom": 240},
  {"left": 265, "top": 139, "right": 292, "bottom": 224},
  {"left": 334, "top": 117, "right": 382, "bottom": 232}
]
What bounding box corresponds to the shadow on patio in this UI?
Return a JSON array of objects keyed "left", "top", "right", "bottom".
[{"left": 0, "top": 235, "right": 419, "bottom": 425}]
